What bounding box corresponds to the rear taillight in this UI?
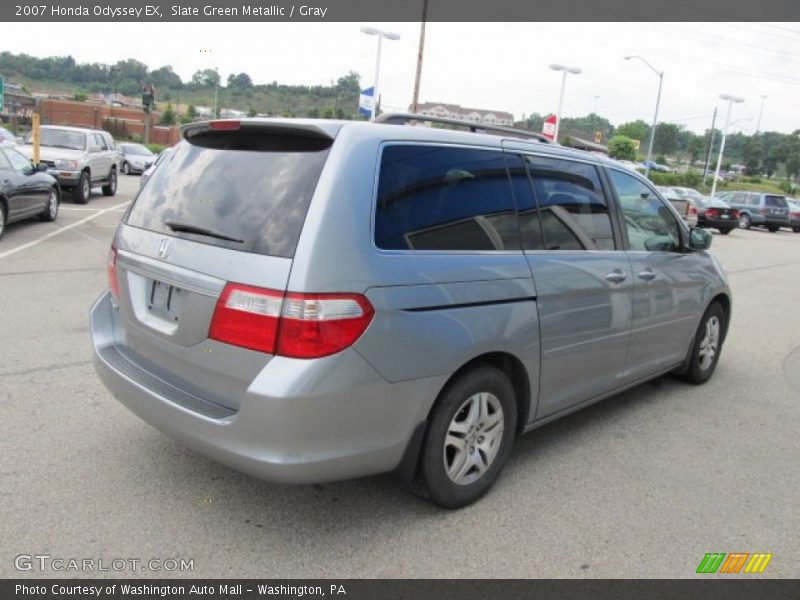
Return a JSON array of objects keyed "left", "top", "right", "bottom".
[
  {"left": 790, "top": 212, "right": 800, "bottom": 219},
  {"left": 277, "top": 292, "right": 375, "bottom": 358},
  {"left": 208, "top": 120, "right": 240, "bottom": 130},
  {"left": 107, "top": 245, "right": 120, "bottom": 300},
  {"left": 706, "top": 208, "right": 719, "bottom": 218},
  {"left": 208, "top": 284, "right": 374, "bottom": 358},
  {"left": 209, "top": 284, "right": 283, "bottom": 354}
]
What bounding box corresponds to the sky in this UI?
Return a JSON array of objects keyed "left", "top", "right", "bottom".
[{"left": 2, "top": 21, "right": 800, "bottom": 134}]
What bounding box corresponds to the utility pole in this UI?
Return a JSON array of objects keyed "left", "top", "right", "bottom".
[
  {"left": 755, "top": 95, "right": 767, "bottom": 133},
  {"left": 411, "top": 0, "right": 428, "bottom": 114},
  {"left": 702, "top": 106, "right": 718, "bottom": 186}
]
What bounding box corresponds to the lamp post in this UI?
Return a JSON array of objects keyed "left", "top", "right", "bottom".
[
  {"left": 625, "top": 55, "right": 663, "bottom": 179},
  {"left": 549, "top": 64, "right": 582, "bottom": 143},
  {"left": 711, "top": 94, "right": 745, "bottom": 197},
  {"left": 361, "top": 26, "right": 401, "bottom": 120},
  {"left": 755, "top": 94, "right": 767, "bottom": 133}
]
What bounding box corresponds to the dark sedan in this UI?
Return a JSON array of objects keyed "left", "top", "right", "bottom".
[
  {"left": 696, "top": 196, "right": 737, "bottom": 235},
  {"left": 0, "top": 147, "right": 60, "bottom": 240}
]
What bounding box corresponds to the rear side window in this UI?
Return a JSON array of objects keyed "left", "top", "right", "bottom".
[
  {"left": 525, "top": 156, "right": 614, "bottom": 251},
  {"left": 126, "top": 131, "right": 332, "bottom": 258},
  {"left": 375, "top": 145, "right": 520, "bottom": 251},
  {"left": 765, "top": 195, "right": 788, "bottom": 208}
]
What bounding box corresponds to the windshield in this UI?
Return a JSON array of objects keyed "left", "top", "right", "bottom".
[
  {"left": 122, "top": 144, "right": 153, "bottom": 156},
  {"left": 28, "top": 128, "right": 87, "bottom": 150}
]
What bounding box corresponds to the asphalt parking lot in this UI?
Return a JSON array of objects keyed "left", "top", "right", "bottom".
[{"left": 1, "top": 174, "right": 798, "bottom": 579}]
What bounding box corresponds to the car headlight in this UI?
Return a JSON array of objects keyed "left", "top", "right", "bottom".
[{"left": 53, "top": 159, "right": 79, "bottom": 169}]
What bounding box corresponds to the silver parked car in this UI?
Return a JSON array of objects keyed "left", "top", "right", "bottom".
[
  {"left": 91, "top": 115, "right": 731, "bottom": 508},
  {"left": 19, "top": 125, "right": 120, "bottom": 204}
]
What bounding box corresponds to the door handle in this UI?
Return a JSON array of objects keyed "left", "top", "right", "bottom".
[
  {"left": 605, "top": 270, "right": 628, "bottom": 284},
  {"left": 638, "top": 269, "right": 657, "bottom": 281}
]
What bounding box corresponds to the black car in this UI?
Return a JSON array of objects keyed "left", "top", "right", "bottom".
[
  {"left": 0, "top": 147, "right": 60, "bottom": 240},
  {"left": 695, "top": 196, "right": 738, "bottom": 235}
]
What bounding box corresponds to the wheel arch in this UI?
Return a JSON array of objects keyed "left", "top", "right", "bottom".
[{"left": 393, "top": 351, "right": 533, "bottom": 484}]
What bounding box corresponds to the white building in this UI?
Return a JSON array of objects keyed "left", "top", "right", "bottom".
[{"left": 413, "top": 102, "right": 514, "bottom": 127}]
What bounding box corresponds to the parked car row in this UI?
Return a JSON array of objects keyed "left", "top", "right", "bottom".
[{"left": 715, "top": 191, "right": 793, "bottom": 233}]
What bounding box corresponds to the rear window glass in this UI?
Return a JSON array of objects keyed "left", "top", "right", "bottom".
[
  {"left": 764, "top": 195, "right": 788, "bottom": 208},
  {"left": 126, "top": 131, "right": 331, "bottom": 258}
]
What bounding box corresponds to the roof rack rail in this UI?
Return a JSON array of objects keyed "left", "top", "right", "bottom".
[{"left": 374, "top": 112, "right": 554, "bottom": 144}]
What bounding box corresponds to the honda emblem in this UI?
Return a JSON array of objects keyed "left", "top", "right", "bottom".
[{"left": 157, "top": 237, "right": 173, "bottom": 259}]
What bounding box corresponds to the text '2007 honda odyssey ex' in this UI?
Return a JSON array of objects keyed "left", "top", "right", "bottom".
[{"left": 91, "top": 115, "right": 731, "bottom": 508}]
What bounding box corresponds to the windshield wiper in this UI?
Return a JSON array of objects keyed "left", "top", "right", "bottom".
[{"left": 164, "top": 220, "right": 244, "bottom": 243}]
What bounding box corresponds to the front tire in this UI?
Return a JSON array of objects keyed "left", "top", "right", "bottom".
[
  {"left": 767, "top": 225, "right": 779, "bottom": 233},
  {"left": 718, "top": 228, "right": 732, "bottom": 235},
  {"left": 121, "top": 162, "right": 129, "bottom": 175},
  {"left": 420, "top": 365, "right": 517, "bottom": 509},
  {"left": 102, "top": 167, "right": 117, "bottom": 196},
  {"left": 39, "top": 187, "right": 60, "bottom": 222},
  {"left": 73, "top": 171, "right": 91, "bottom": 204},
  {"left": 678, "top": 302, "right": 725, "bottom": 385}
]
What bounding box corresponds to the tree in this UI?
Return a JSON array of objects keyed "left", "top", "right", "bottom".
[
  {"left": 159, "top": 104, "right": 176, "bottom": 125},
  {"left": 336, "top": 72, "right": 360, "bottom": 94},
  {"left": 616, "top": 120, "right": 650, "bottom": 142},
  {"left": 608, "top": 136, "right": 637, "bottom": 161},
  {"left": 742, "top": 136, "right": 763, "bottom": 175},
  {"left": 247, "top": 106, "right": 257, "bottom": 117},
  {"left": 687, "top": 136, "right": 705, "bottom": 165},
  {"left": 150, "top": 65, "right": 183, "bottom": 89},
  {"left": 191, "top": 68, "right": 220, "bottom": 87},
  {"left": 227, "top": 72, "right": 253, "bottom": 89},
  {"left": 653, "top": 123, "right": 680, "bottom": 156}
]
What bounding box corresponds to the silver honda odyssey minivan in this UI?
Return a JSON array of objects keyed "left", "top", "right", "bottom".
[{"left": 91, "top": 115, "right": 731, "bottom": 508}]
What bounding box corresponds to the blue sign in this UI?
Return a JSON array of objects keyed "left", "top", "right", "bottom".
[{"left": 358, "top": 87, "right": 374, "bottom": 118}]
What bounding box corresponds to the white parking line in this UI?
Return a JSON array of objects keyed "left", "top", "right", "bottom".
[
  {"left": 60, "top": 206, "right": 128, "bottom": 212},
  {"left": 0, "top": 201, "right": 129, "bottom": 260}
]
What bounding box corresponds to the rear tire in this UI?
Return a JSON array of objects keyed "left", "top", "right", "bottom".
[
  {"left": 738, "top": 213, "right": 751, "bottom": 229},
  {"left": 102, "top": 167, "right": 117, "bottom": 196},
  {"left": 73, "top": 171, "right": 91, "bottom": 204},
  {"left": 420, "top": 365, "right": 517, "bottom": 509},
  {"left": 767, "top": 225, "right": 779, "bottom": 233},
  {"left": 678, "top": 302, "right": 725, "bottom": 385},
  {"left": 39, "top": 187, "right": 59, "bottom": 222},
  {"left": 793, "top": 227, "right": 800, "bottom": 233}
]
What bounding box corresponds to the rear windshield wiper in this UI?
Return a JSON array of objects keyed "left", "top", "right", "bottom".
[{"left": 164, "top": 220, "right": 244, "bottom": 243}]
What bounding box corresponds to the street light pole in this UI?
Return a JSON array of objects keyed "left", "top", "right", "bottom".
[
  {"left": 625, "top": 55, "right": 663, "bottom": 179},
  {"left": 711, "top": 94, "right": 745, "bottom": 197},
  {"left": 549, "top": 64, "right": 582, "bottom": 143},
  {"left": 361, "top": 26, "right": 401, "bottom": 120},
  {"left": 755, "top": 94, "right": 767, "bottom": 133}
]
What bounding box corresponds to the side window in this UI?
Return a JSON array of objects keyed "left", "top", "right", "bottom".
[
  {"left": 609, "top": 169, "right": 680, "bottom": 252},
  {"left": 0, "top": 150, "right": 12, "bottom": 170},
  {"left": 748, "top": 194, "right": 760, "bottom": 206},
  {"left": 525, "top": 156, "right": 614, "bottom": 251},
  {"left": 103, "top": 134, "right": 116, "bottom": 150},
  {"left": 93, "top": 133, "right": 108, "bottom": 150},
  {"left": 4, "top": 148, "right": 32, "bottom": 172},
  {"left": 375, "top": 145, "right": 520, "bottom": 251}
]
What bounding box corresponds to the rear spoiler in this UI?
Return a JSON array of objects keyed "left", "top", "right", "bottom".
[{"left": 182, "top": 119, "right": 342, "bottom": 142}]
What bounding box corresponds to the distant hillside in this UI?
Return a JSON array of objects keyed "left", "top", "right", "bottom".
[{"left": 0, "top": 51, "right": 363, "bottom": 118}]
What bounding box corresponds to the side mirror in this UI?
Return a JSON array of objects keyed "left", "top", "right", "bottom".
[
  {"left": 34, "top": 162, "right": 49, "bottom": 172},
  {"left": 689, "top": 228, "right": 713, "bottom": 251}
]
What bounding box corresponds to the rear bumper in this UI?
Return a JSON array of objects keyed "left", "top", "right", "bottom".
[
  {"left": 90, "top": 291, "right": 440, "bottom": 484},
  {"left": 700, "top": 216, "right": 737, "bottom": 229}
]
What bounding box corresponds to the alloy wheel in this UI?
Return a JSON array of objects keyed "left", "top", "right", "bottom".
[
  {"left": 698, "top": 316, "right": 720, "bottom": 371},
  {"left": 444, "top": 392, "right": 505, "bottom": 486}
]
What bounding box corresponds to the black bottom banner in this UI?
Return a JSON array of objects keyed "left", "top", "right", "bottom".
[{"left": 3, "top": 579, "right": 799, "bottom": 600}]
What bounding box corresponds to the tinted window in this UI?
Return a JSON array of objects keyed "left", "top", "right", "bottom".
[
  {"left": 126, "top": 132, "right": 332, "bottom": 258},
  {"left": 765, "top": 195, "right": 788, "bottom": 208},
  {"left": 610, "top": 169, "right": 680, "bottom": 252},
  {"left": 525, "top": 156, "right": 614, "bottom": 251},
  {"left": 505, "top": 154, "right": 544, "bottom": 250},
  {"left": 375, "top": 145, "right": 520, "bottom": 251}
]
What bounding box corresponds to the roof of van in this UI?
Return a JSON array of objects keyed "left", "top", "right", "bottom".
[{"left": 182, "top": 117, "right": 618, "bottom": 166}]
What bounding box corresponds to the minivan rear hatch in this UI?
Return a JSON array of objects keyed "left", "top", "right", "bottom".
[{"left": 111, "top": 121, "right": 337, "bottom": 410}]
